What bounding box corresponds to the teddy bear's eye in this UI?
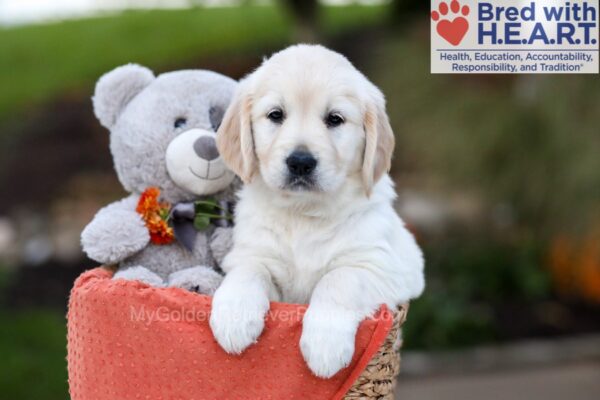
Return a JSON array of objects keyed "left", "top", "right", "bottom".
[
  {"left": 174, "top": 118, "right": 187, "bottom": 129},
  {"left": 209, "top": 106, "right": 224, "bottom": 132}
]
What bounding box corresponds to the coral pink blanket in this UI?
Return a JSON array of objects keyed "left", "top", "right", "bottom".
[{"left": 67, "top": 268, "right": 393, "bottom": 400}]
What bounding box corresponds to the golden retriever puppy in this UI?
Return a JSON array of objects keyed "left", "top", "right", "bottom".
[{"left": 210, "top": 44, "right": 424, "bottom": 378}]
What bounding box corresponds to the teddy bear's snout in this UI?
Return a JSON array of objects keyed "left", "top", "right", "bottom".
[
  {"left": 193, "top": 136, "right": 219, "bottom": 161},
  {"left": 166, "top": 128, "right": 234, "bottom": 194}
]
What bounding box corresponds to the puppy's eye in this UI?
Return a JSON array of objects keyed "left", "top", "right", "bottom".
[
  {"left": 325, "top": 112, "right": 344, "bottom": 128},
  {"left": 267, "top": 108, "right": 284, "bottom": 124},
  {"left": 174, "top": 118, "right": 187, "bottom": 129}
]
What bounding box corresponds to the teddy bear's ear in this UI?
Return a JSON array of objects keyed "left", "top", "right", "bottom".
[{"left": 92, "top": 64, "right": 155, "bottom": 129}]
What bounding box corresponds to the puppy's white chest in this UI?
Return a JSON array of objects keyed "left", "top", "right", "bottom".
[{"left": 267, "top": 218, "right": 333, "bottom": 304}]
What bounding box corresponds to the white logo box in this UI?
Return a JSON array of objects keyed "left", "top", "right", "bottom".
[{"left": 431, "top": 0, "right": 599, "bottom": 74}]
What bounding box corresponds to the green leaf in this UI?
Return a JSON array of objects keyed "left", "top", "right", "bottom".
[
  {"left": 191, "top": 198, "right": 233, "bottom": 230},
  {"left": 193, "top": 215, "right": 211, "bottom": 231},
  {"left": 195, "top": 198, "right": 217, "bottom": 210},
  {"left": 196, "top": 212, "right": 227, "bottom": 219},
  {"left": 158, "top": 208, "right": 170, "bottom": 221}
]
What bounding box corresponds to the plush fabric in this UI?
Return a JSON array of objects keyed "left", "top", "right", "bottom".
[
  {"left": 81, "top": 64, "right": 240, "bottom": 293},
  {"left": 93, "top": 64, "right": 155, "bottom": 129},
  {"left": 67, "top": 268, "right": 393, "bottom": 400},
  {"left": 81, "top": 196, "right": 150, "bottom": 265}
]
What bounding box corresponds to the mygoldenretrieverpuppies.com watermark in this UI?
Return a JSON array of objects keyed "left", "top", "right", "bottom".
[{"left": 130, "top": 306, "right": 381, "bottom": 326}]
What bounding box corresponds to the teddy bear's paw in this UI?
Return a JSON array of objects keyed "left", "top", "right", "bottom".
[
  {"left": 167, "top": 266, "right": 223, "bottom": 295},
  {"left": 113, "top": 266, "right": 166, "bottom": 287},
  {"left": 81, "top": 210, "right": 150, "bottom": 264}
]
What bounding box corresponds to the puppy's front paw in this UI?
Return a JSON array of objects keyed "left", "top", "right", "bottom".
[
  {"left": 300, "top": 309, "right": 358, "bottom": 378},
  {"left": 210, "top": 284, "right": 269, "bottom": 354}
]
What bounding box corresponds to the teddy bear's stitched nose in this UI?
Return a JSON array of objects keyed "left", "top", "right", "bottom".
[{"left": 193, "top": 136, "right": 219, "bottom": 161}]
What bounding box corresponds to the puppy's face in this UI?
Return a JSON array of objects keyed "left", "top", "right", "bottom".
[
  {"left": 217, "top": 45, "right": 394, "bottom": 196},
  {"left": 251, "top": 68, "right": 366, "bottom": 193}
]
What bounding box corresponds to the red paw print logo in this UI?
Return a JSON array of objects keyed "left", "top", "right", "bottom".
[{"left": 431, "top": 0, "right": 470, "bottom": 46}]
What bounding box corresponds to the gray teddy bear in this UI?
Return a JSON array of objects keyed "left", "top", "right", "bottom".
[{"left": 81, "top": 64, "right": 238, "bottom": 295}]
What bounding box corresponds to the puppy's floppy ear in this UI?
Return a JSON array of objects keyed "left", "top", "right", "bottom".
[
  {"left": 362, "top": 87, "right": 395, "bottom": 195},
  {"left": 92, "top": 64, "right": 154, "bottom": 129},
  {"left": 216, "top": 80, "right": 258, "bottom": 183}
]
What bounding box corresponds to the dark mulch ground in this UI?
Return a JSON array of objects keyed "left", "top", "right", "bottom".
[
  {"left": 2, "top": 260, "right": 95, "bottom": 310},
  {"left": 495, "top": 299, "right": 600, "bottom": 342}
]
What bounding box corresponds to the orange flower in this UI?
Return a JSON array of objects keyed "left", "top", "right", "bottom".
[
  {"left": 547, "top": 226, "right": 600, "bottom": 304},
  {"left": 136, "top": 187, "right": 174, "bottom": 245}
]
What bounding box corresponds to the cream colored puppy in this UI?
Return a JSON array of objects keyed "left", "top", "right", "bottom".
[{"left": 210, "top": 44, "right": 424, "bottom": 378}]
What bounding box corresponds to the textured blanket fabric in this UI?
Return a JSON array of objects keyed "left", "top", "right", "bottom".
[{"left": 67, "top": 268, "right": 393, "bottom": 400}]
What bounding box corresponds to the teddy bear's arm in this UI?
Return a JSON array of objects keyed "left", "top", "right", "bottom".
[
  {"left": 209, "top": 226, "right": 234, "bottom": 266},
  {"left": 81, "top": 195, "right": 150, "bottom": 265}
]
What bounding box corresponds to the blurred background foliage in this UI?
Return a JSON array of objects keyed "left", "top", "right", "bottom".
[
  {"left": 0, "top": 4, "right": 386, "bottom": 122},
  {"left": 0, "top": 1, "right": 598, "bottom": 398}
]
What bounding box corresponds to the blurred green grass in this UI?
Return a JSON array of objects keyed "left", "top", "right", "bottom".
[
  {"left": 0, "top": 310, "right": 68, "bottom": 399},
  {"left": 0, "top": 269, "right": 68, "bottom": 399},
  {"left": 0, "top": 4, "right": 386, "bottom": 124}
]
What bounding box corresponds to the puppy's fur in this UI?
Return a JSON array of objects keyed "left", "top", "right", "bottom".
[{"left": 210, "top": 45, "right": 425, "bottom": 378}]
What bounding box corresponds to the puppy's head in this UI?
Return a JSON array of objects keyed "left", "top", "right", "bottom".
[{"left": 217, "top": 44, "right": 394, "bottom": 196}]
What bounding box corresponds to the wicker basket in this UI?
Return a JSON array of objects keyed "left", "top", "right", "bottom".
[{"left": 345, "top": 305, "right": 407, "bottom": 399}]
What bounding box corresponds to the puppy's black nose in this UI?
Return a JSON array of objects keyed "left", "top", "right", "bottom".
[{"left": 286, "top": 151, "right": 317, "bottom": 177}]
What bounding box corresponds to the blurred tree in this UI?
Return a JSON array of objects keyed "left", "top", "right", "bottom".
[
  {"left": 280, "top": 0, "right": 320, "bottom": 41},
  {"left": 391, "top": 0, "right": 428, "bottom": 22}
]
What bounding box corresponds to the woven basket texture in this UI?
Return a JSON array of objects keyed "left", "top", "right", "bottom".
[{"left": 344, "top": 305, "right": 408, "bottom": 400}]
